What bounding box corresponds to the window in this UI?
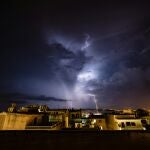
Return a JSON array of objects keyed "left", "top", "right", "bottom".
[
  {"left": 141, "top": 119, "right": 147, "bottom": 124},
  {"left": 131, "top": 122, "right": 136, "bottom": 126},
  {"left": 126, "top": 122, "right": 131, "bottom": 126},
  {"left": 33, "top": 118, "right": 37, "bottom": 125},
  {"left": 121, "top": 122, "right": 125, "bottom": 128},
  {"left": 72, "top": 114, "right": 75, "bottom": 118},
  {"left": 76, "top": 114, "right": 79, "bottom": 118}
]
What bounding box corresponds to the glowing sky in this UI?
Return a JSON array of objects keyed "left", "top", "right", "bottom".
[{"left": 0, "top": 0, "right": 150, "bottom": 109}]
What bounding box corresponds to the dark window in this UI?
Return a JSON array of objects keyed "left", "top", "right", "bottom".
[
  {"left": 131, "top": 122, "right": 136, "bottom": 126},
  {"left": 121, "top": 122, "right": 125, "bottom": 128},
  {"left": 141, "top": 119, "right": 147, "bottom": 124},
  {"left": 72, "top": 114, "right": 75, "bottom": 118},
  {"left": 33, "top": 118, "right": 37, "bottom": 125},
  {"left": 76, "top": 114, "right": 79, "bottom": 118},
  {"left": 126, "top": 122, "right": 131, "bottom": 126}
]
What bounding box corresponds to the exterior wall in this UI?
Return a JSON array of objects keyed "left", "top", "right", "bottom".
[
  {"left": 142, "top": 116, "right": 150, "bottom": 124},
  {"left": 105, "top": 115, "right": 118, "bottom": 130},
  {"left": 115, "top": 114, "right": 136, "bottom": 119},
  {"left": 47, "top": 110, "right": 69, "bottom": 128},
  {"left": 0, "top": 110, "right": 70, "bottom": 130},
  {"left": 65, "top": 116, "right": 69, "bottom": 128},
  {"left": 0, "top": 112, "right": 43, "bottom": 130},
  {"left": 47, "top": 110, "right": 66, "bottom": 121},
  {"left": 116, "top": 119, "right": 144, "bottom": 130},
  {"left": 69, "top": 110, "right": 82, "bottom": 128},
  {"left": 106, "top": 115, "right": 144, "bottom": 130},
  {"left": 0, "top": 114, "right": 5, "bottom": 129},
  {"left": 69, "top": 111, "right": 82, "bottom": 119},
  {"left": 0, "top": 111, "right": 148, "bottom": 130},
  {"left": 122, "top": 109, "right": 134, "bottom": 114}
]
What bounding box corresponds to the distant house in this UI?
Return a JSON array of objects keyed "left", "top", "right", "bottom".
[
  {"left": 0, "top": 112, "right": 44, "bottom": 130},
  {"left": 69, "top": 109, "right": 82, "bottom": 128},
  {"left": 106, "top": 114, "right": 145, "bottom": 130}
]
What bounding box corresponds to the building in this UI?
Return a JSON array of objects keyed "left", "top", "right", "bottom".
[
  {"left": 0, "top": 112, "right": 45, "bottom": 130},
  {"left": 0, "top": 104, "right": 149, "bottom": 130},
  {"left": 106, "top": 114, "right": 145, "bottom": 130}
]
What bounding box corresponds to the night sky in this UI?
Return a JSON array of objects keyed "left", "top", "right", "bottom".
[{"left": 0, "top": 0, "right": 150, "bottom": 109}]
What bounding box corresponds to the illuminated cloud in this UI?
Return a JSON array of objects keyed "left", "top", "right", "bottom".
[{"left": 0, "top": 1, "right": 150, "bottom": 109}]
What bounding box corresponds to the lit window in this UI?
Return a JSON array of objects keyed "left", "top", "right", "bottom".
[{"left": 93, "top": 119, "right": 96, "bottom": 123}]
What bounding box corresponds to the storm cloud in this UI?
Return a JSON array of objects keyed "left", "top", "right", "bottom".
[{"left": 0, "top": 0, "right": 150, "bottom": 109}]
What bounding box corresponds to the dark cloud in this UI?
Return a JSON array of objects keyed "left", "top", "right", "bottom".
[
  {"left": 83, "top": 26, "right": 150, "bottom": 108},
  {"left": 0, "top": 0, "right": 150, "bottom": 109}
]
